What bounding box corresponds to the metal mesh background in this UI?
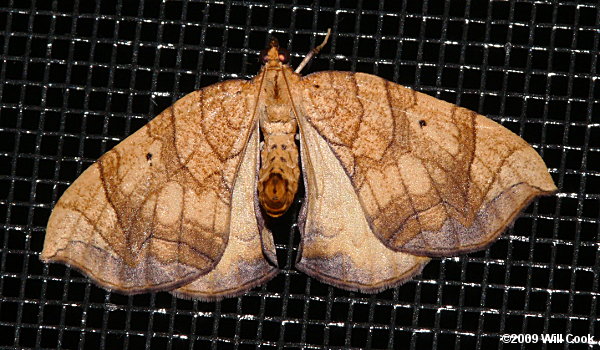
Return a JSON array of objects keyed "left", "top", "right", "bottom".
[{"left": 1, "top": 0, "right": 598, "bottom": 349}]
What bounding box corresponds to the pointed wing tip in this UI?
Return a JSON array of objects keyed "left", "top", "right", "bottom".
[
  {"left": 539, "top": 182, "right": 559, "bottom": 196},
  {"left": 393, "top": 182, "right": 558, "bottom": 257},
  {"left": 39, "top": 246, "right": 53, "bottom": 262}
]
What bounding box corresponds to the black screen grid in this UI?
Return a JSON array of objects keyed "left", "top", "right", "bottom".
[{"left": 0, "top": 1, "right": 598, "bottom": 349}]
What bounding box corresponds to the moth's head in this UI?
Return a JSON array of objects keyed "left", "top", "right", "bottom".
[{"left": 260, "top": 37, "right": 290, "bottom": 66}]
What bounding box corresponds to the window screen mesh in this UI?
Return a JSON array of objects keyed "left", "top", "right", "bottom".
[{"left": 1, "top": 1, "right": 598, "bottom": 349}]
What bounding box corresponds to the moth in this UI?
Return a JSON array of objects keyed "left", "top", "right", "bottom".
[{"left": 41, "top": 31, "right": 557, "bottom": 300}]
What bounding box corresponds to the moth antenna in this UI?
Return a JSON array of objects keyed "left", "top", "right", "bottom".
[{"left": 294, "top": 28, "right": 331, "bottom": 74}]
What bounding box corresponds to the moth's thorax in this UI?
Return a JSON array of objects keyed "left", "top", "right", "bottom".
[
  {"left": 258, "top": 67, "right": 295, "bottom": 121},
  {"left": 257, "top": 64, "right": 300, "bottom": 217}
]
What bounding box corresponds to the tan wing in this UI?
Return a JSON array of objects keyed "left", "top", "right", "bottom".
[
  {"left": 41, "top": 79, "right": 262, "bottom": 293},
  {"left": 295, "top": 111, "right": 429, "bottom": 293},
  {"left": 172, "top": 127, "right": 278, "bottom": 300},
  {"left": 296, "top": 71, "right": 557, "bottom": 257}
]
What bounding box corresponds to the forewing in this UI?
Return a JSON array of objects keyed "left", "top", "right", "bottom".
[
  {"left": 295, "top": 111, "right": 429, "bottom": 293},
  {"left": 297, "top": 71, "right": 557, "bottom": 257},
  {"left": 172, "top": 127, "right": 278, "bottom": 300},
  {"left": 41, "top": 79, "right": 260, "bottom": 293}
]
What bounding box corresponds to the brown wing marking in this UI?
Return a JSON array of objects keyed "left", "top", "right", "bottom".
[
  {"left": 172, "top": 128, "right": 279, "bottom": 300},
  {"left": 295, "top": 111, "right": 429, "bottom": 293},
  {"left": 41, "top": 79, "right": 260, "bottom": 293},
  {"left": 298, "top": 71, "right": 557, "bottom": 257}
]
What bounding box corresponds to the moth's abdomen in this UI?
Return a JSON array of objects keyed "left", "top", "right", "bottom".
[{"left": 258, "top": 132, "right": 300, "bottom": 217}]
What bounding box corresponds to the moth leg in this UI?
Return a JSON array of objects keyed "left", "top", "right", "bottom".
[{"left": 294, "top": 28, "right": 332, "bottom": 74}]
